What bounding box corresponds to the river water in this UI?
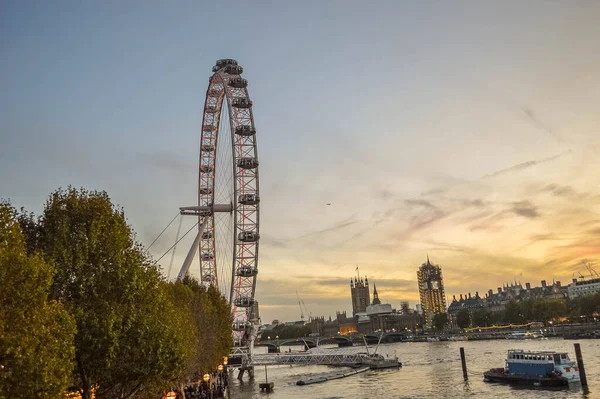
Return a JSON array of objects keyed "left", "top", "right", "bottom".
[{"left": 228, "top": 339, "right": 600, "bottom": 398}]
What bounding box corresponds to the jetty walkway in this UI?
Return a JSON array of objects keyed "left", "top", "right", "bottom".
[{"left": 232, "top": 348, "right": 371, "bottom": 367}]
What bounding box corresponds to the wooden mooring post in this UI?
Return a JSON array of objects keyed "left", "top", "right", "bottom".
[
  {"left": 573, "top": 343, "right": 588, "bottom": 388},
  {"left": 460, "top": 347, "right": 468, "bottom": 381}
]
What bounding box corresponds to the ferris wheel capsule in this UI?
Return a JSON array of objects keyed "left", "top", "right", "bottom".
[{"left": 228, "top": 78, "right": 248, "bottom": 88}]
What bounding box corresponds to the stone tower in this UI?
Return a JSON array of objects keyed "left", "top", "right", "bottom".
[
  {"left": 417, "top": 256, "right": 447, "bottom": 329},
  {"left": 350, "top": 275, "right": 371, "bottom": 316}
]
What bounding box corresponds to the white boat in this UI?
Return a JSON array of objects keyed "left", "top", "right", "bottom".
[
  {"left": 506, "top": 331, "right": 543, "bottom": 340},
  {"left": 484, "top": 349, "right": 580, "bottom": 386}
]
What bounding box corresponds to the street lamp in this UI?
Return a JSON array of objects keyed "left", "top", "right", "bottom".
[
  {"left": 203, "top": 373, "right": 210, "bottom": 383},
  {"left": 223, "top": 356, "right": 228, "bottom": 365},
  {"left": 217, "top": 364, "right": 224, "bottom": 372}
]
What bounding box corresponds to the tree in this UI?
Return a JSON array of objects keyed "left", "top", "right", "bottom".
[
  {"left": 27, "top": 188, "right": 191, "bottom": 399},
  {"left": 567, "top": 293, "right": 600, "bottom": 320},
  {"left": 182, "top": 276, "right": 233, "bottom": 378},
  {"left": 472, "top": 308, "right": 492, "bottom": 327},
  {"left": 0, "top": 201, "right": 76, "bottom": 398},
  {"left": 456, "top": 309, "right": 471, "bottom": 329},
  {"left": 504, "top": 300, "right": 524, "bottom": 324},
  {"left": 432, "top": 312, "right": 449, "bottom": 331}
]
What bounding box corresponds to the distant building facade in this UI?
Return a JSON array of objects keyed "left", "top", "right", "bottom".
[
  {"left": 448, "top": 279, "right": 569, "bottom": 327},
  {"left": 311, "top": 277, "right": 423, "bottom": 336},
  {"left": 350, "top": 276, "right": 371, "bottom": 316},
  {"left": 568, "top": 277, "right": 600, "bottom": 299},
  {"left": 417, "top": 256, "right": 447, "bottom": 329}
]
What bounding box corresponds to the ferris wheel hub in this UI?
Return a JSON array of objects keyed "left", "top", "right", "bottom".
[{"left": 179, "top": 204, "right": 233, "bottom": 216}]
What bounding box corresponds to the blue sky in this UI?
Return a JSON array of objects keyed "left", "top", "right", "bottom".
[{"left": 2, "top": 1, "right": 599, "bottom": 322}]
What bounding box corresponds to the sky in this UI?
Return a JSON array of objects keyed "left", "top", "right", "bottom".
[{"left": 1, "top": 1, "right": 599, "bottom": 323}]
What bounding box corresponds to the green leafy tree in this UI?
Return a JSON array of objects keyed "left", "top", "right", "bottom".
[
  {"left": 456, "top": 309, "right": 471, "bottom": 329},
  {"left": 260, "top": 323, "right": 312, "bottom": 341},
  {"left": 0, "top": 201, "right": 76, "bottom": 399},
  {"left": 504, "top": 300, "right": 524, "bottom": 324},
  {"left": 432, "top": 312, "right": 449, "bottom": 331},
  {"left": 27, "top": 188, "right": 191, "bottom": 399},
  {"left": 182, "top": 276, "right": 233, "bottom": 378},
  {"left": 567, "top": 293, "right": 600, "bottom": 320},
  {"left": 472, "top": 308, "right": 492, "bottom": 327}
]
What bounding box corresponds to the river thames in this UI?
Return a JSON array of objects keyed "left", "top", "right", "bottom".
[{"left": 228, "top": 339, "right": 600, "bottom": 398}]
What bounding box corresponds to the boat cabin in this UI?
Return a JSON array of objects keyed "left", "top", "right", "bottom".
[{"left": 506, "top": 350, "right": 574, "bottom": 377}]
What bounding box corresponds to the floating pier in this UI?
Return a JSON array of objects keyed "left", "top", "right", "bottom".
[{"left": 296, "top": 367, "right": 370, "bottom": 386}]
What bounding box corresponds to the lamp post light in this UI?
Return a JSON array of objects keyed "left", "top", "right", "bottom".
[
  {"left": 203, "top": 373, "right": 210, "bottom": 383},
  {"left": 218, "top": 364, "right": 224, "bottom": 372}
]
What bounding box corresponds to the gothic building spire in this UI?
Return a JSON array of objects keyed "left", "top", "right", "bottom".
[{"left": 372, "top": 283, "right": 381, "bottom": 305}]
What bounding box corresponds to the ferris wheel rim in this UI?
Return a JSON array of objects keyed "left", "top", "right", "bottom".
[{"left": 197, "top": 59, "right": 260, "bottom": 347}]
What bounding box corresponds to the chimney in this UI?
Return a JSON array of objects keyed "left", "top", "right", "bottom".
[
  {"left": 460, "top": 294, "right": 463, "bottom": 300},
  {"left": 556, "top": 281, "right": 561, "bottom": 287},
  {"left": 498, "top": 287, "right": 502, "bottom": 293},
  {"left": 468, "top": 293, "right": 471, "bottom": 299},
  {"left": 475, "top": 291, "right": 479, "bottom": 298},
  {"left": 541, "top": 280, "right": 547, "bottom": 288},
  {"left": 526, "top": 282, "right": 531, "bottom": 290},
  {"left": 488, "top": 289, "right": 493, "bottom": 297},
  {"left": 573, "top": 278, "right": 578, "bottom": 284}
]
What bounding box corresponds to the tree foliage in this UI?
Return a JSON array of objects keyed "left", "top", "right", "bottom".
[
  {"left": 567, "top": 293, "right": 600, "bottom": 319},
  {"left": 260, "top": 323, "right": 312, "bottom": 341},
  {"left": 5, "top": 188, "right": 235, "bottom": 398},
  {"left": 0, "top": 201, "right": 76, "bottom": 399},
  {"left": 471, "top": 308, "right": 492, "bottom": 327},
  {"left": 181, "top": 276, "right": 233, "bottom": 377},
  {"left": 503, "top": 298, "right": 567, "bottom": 324},
  {"left": 24, "top": 188, "right": 191, "bottom": 398},
  {"left": 456, "top": 309, "right": 471, "bottom": 329},
  {"left": 432, "top": 312, "right": 449, "bottom": 331}
]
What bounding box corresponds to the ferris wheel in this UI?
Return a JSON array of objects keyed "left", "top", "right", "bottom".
[{"left": 177, "top": 59, "right": 260, "bottom": 348}]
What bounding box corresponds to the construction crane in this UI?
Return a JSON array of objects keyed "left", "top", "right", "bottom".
[
  {"left": 296, "top": 291, "right": 304, "bottom": 321},
  {"left": 582, "top": 260, "right": 600, "bottom": 279},
  {"left": 296, "top": 291, "right": 312, "bottom": 322},
  {"left": 301, "top": 298, "right": 311, "bottom": 322}
]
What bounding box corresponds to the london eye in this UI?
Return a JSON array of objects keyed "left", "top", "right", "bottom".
[{"left": 177, "top": 59, "right": 260, "bottom": 349}]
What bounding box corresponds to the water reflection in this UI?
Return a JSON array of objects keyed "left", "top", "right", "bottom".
[{"left": 228, "top": 340, "right": 600, "bottom": 398}]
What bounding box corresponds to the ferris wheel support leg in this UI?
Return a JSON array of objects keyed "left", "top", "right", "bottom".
[{"left": 176, "top": 217, "right": 208, "bottom": 281}]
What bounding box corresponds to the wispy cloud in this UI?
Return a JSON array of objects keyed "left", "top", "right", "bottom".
[
  {"left": 483, "top": 151, "right": 572, "bottom": 179},
  {"left": 511, "top": 200, "right": 540, "bottom": 219},
  {"left": 522, "top": 106, "right": 566, "bottom": 143}
]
